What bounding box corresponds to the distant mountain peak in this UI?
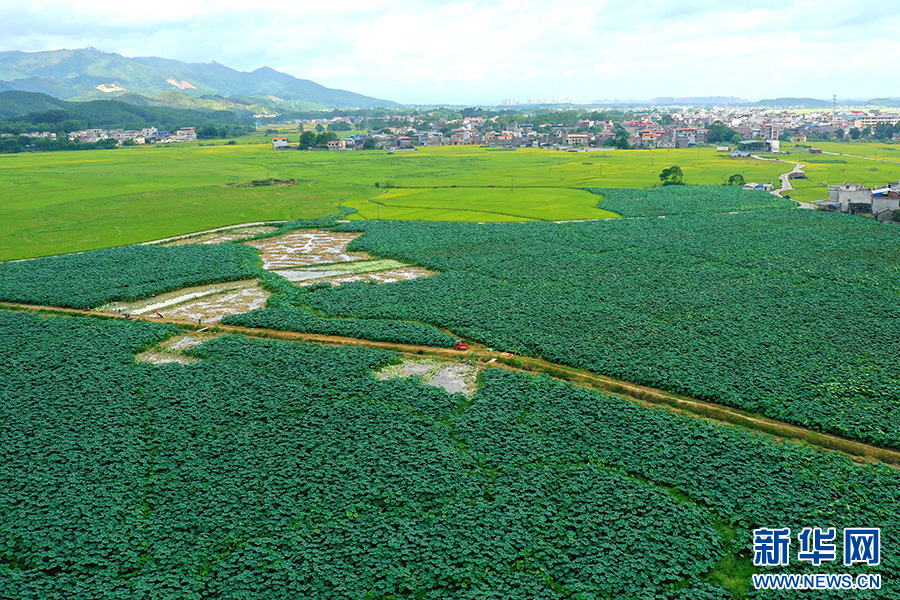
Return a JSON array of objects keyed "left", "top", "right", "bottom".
[{"left": 0, "top": 48, "right": 398, "bottom": 109}]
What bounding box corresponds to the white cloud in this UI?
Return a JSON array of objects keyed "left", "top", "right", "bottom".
[{"left": 1, "top": 0, "right": 899, "bottom": 103}]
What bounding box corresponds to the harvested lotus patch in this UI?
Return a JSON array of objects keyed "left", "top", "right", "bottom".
[
  {"left": 136, "top": 331, "right": 221, "bottom": 364},
  {"left": 245, "top": 229, "right": 371, "bottom": 269},
  {"left": 274, "top": 258, "right": 408, "bottom": 280},
  {"left": 161, "top": 226, "right": 278, "bottom": 246},
  {"left": 295, "top": 267, "right": 436, "bottom": 287},
  {"left": 377, "top": 358, "right": 480, "bottom": 397},
  {"left": 101, "top": 280, "right": 270, "bottom": 323}
]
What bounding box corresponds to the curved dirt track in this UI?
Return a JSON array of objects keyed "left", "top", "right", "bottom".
[{"left": 4, "top": 301, "right": 900, "bottom": 468}]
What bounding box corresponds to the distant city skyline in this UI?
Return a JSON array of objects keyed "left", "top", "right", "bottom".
[{"left": 3, "top": 0, "right": 899, "bottom": 105}]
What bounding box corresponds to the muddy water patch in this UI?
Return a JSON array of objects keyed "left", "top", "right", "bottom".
[
  {"left": 302, "top": 267, "right": 435, "bottom": 287},
  {"left": 101, "top": 280, "right": 270, "bottom": 323},
  {"left": 273, "top": 258, "right": 415, "bottom": 283},
  {"left": 246, "top": 230, "right": 371, "bottom": 269}
]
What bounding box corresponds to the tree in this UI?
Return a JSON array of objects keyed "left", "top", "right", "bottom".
[
  {"left": 197, "top": 125, "right": 219, "bottom": 139},
  {"left": 315, "top": 124, "right": 325, "bottom": 132},
  {"left": 834, "top": 128, "right": 845, "bottom": 140},
  {"left": 726, "top": 173, "right": 745, "bottom": 186},
  {"left": 706, "top": 123, "right": 741, "bottom": 144},
  {"left": 657, "top": 113, "right": 675, "bottom": 127},
  {"left": 315, "top": 131, "right": 338, "bottom": 146},
  {"left": 659, "top": 165, "right": 684, "bottom": 186},
  {"left": 604, "top": 124, "right": 630, "bottom": 149},
  {"left": 362, "top": 138, "right": 377, "bottom": 150},
  {"left": 298, "top": 130, "right": 316, "bottom": 148},
  {"left": 874, "top": 122, "right": 895, "bottom": 140},
  {"left": 849, "top": 128, "right": 861, "bottom": 140}
]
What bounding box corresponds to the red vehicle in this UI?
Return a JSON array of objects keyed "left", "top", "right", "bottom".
[{"left": 454, "top": 339, "right": 469, "bottom": 351}]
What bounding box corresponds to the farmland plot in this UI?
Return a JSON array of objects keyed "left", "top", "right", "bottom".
[
  {"left": 299, "top": 189, "right": 900, "bottom": 449},
  {"left": 1, "top": 311, "right": 897, "bottom": 599}
]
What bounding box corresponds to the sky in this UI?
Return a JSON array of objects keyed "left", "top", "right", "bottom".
[{"left": 3, "top": 0, "right": 900, "bottom": 105}]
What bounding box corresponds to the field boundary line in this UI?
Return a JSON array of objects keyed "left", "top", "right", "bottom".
[
  {"left": 140, "top": 221, "right": 281, "bottom": 245},
  {"left": 3, "top": 302, "right": 899, "bottom": 467}
]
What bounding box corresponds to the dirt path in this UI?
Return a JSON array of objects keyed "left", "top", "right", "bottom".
[
  {"left": 141, "top": 222, "right": 276, "bottom": 245},
  {"left": 821, "top": 150, "right": 900, "bottom": 165},
  {"left": 4, "top": 301, "right": 899, "bottom": 467},
  {"left": 750, "top": 154, "right": 821, "bottom": 209}
]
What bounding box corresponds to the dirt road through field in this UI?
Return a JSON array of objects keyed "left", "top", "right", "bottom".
[{"left": 4, "top": 301, "right": 899, "bottom": 467}]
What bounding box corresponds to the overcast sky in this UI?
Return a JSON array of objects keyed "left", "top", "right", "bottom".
[{"left": 4, "top": 0, "right": 899, "bottom": 104}]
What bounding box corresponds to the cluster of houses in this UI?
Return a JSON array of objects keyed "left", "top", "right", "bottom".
[
  {"left": 280, "top": 117, "right": 716, "bottom": 152},
  {"left": 65, "top": 127, "right": 198, "bottom": 145},
  {"left": 1, "top": 131, "right": 59, "bottom": 140},
  {"left": 276, "top": 105, "right": 900, "bottom": 153},
  {"left": 815, "top": 182, "right": 900, "bottom": 222}
]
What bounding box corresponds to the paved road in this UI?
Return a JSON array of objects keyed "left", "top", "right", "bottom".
[{"left": 751, "top": 154, "right": 819, "bottom": 208}]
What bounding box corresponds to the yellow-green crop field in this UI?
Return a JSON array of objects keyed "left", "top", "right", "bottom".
[
  {"left": 779, "top": 141, "right": 900, "bottom": 202},
  {"left": 1, "top": 142, "right": 790, "bottom": 260}
]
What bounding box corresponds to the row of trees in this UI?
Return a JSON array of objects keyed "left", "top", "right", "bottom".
[
  {"left": 658, "top": 167, "right": 746, "bottom": 187},
  {"left": 0, "top": 135, "right": 118, "bottom": 154},
  {"left": 295, "top": 131, "right": 375, "bottom": 149}
]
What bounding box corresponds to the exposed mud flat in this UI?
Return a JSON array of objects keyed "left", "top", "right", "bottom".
[
  {"left": 272, "top": 258, "right": 435, "bottom": 287},
  {"left": 102, "top": 280, "right": 270, "bottom": 323},
  {"left": 161, "top": 226, "right": 278, "bottom": 246},
  {"left": 135, "top": 332, "right": 221, "bottom": 365},
  {"left": 245, "top": 230, "right": 372, "bottom": 269},
  {"left": 294, "top": 267, "right": 436, "bottom": 287},
  {"left": 377, "top": 358, "right": 480, "bottom": 397}
]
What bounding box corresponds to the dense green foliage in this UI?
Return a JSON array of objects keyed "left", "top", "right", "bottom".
[
  {"left": 298, "top": 201, "right": 900, "bottom": 447},
  {"left": 459, "top": 369, "right": 900, "bottom": 597},
  {"left": 226, "top": 219, "right": 457, "bottom": 347},
  {"left": 659, "top": 165, "right": 685, "bottom": 186},
  {"left": 0, "top": 134, "right": 118, "bottom": 154},
  {"left": 705, "top": 124, "right": 742, "bottom": 145},
  {"left": 0, "top": 212, "right": 458, "bottom": 348},
  {"left": 1, "top": 313, "right": 897, "bottom": 598},
  {"left": 223, "top": 306, "right": 457, "bottom": 347},
  {"left": 0, "top": 243, "right": 260, "bottom": 308},
  {"left": 0, "top": 92, "right": 251, "bottom": 135},
  {"left": 583, "top": 186, "right": 793, "bottom": 217}
]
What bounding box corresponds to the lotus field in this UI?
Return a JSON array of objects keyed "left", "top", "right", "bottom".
[
  {"left": 1, "top": 312, "right": 898, "bottom": 598},
  {"left": 1, "top": 184, "right": 899, "bottom": 598}
]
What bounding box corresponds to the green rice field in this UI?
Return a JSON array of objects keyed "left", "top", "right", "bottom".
[
  {"left": 0, "top": 143, "right": 789, "bottom": 260},
  {"left": 778, "top": 140, "right": 900, "bottom": 202}
]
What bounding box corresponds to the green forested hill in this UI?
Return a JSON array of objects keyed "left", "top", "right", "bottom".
[{"left": 0, "top": 48, "right": 398, "bottom": 108}]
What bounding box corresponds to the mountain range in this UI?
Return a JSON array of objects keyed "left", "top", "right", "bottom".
[{"left": 0, "top": 48, "right": 397, "bottom": 110}]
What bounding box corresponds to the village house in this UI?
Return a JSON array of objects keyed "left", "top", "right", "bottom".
[
  {"left": 817, "top": 182, "right": 900, "bottom": 222},
  {"left": 564, "top": 133, "right": 589, "bottom": 146},
  {"left": 173, "top": 128, "right": 197, "bottom": 142}
]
